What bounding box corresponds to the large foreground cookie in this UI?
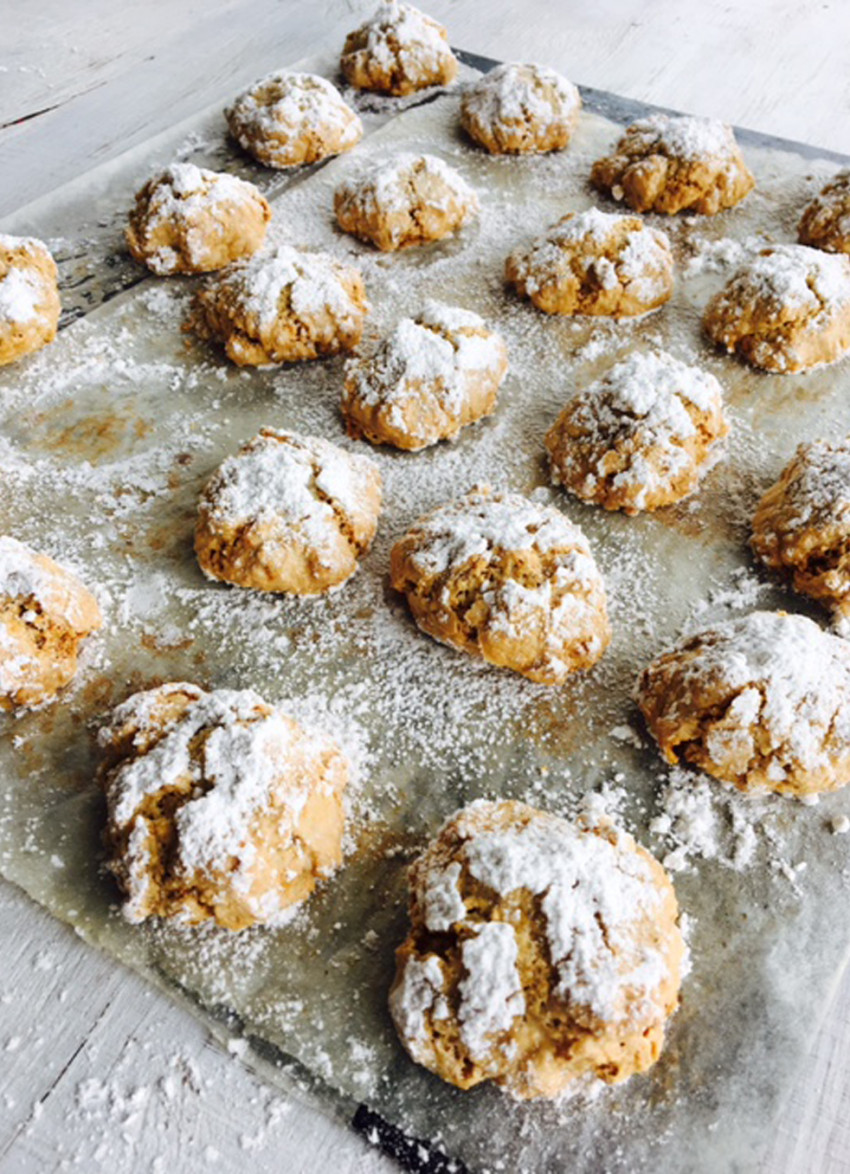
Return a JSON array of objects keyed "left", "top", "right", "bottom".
[
  {"left": 196, "top": 429, "right": 382, "bottom": 594},
  {"left": 342, "top": 301, "right": 508, "bottom": 450},
  {"left": 798, "top": 170, "right": 850, "bottom": 255},
  {"left": 99, "top": 683, "right": 348, "bottom": 930},
  {"left": 505, "top": 208, "right": 674, "bottom": 317},
  {"left": 0, "top": 536, "right": 102, "bottom": 711},
  {"left": 460, "top": 62, "right": 581, "bottom": 155},
  {"left": 0, "top": 234, "right": 61, "bottom": 366},
  {"left": 340, "top": 1, "right": 458, "bottom": 96},
  {"left": 752, "top": 437, "right": 850, "bottom": 629},
  {"left": 636, "top": 611, "right": 850, "bottom": 797},
  {"left": 390, "top": 487, "right": 610, "bottom": 683},
  {"left": 703, "top": 244, "right": 850, "bottom": 373},
  {"left": 390, "top": 799, "right": 686, "bottom": 1098},
  {"left": 545, "top": 350, "right": 728, "bottom": 514},
  {"left": 189, "top": 244, "right": 368, "bottom": 365},
  {"left": 225, "top": 72, "right": 362, "bottom": 169},
  {"left": 126, "top": 164, "right": 271, "bottom": 275},
  {"left": 334, "top": 153, "right": 478, "bottom": 251},
  {"left": 590, "top": 113, "right": 754, "bottom": 216}
]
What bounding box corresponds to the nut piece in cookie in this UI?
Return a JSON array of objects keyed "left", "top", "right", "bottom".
[
  {"left": 798, "top": 170, "right": 850, "bottom": 255},
  {"left": 0, "top": 536, "right": 101, "bottom": 711},
  {"left": 334, "top": 153, "right": 478, "bottom": 252},
  {"left": 342, "top": 301, "right": 508, "bottom": 450},
  {"left": 189, "top": 244, "right": 368, "bottom": 365},
  {"left": 703, "top": 244, "right": 850, "bottom": 373},
  {"left": 225, "top": 72, "right": 362, "bottom": 169},
  {"left": 98, "top": 682, "right": 349, "bottom": 930},
  {"left": 126, "top": 164, "right": 271, "bottom": 276},
  {"left": 390, "top": 799, "right": 686, "bottom": 1097},
  {"left": 0, "top": 234, "right": 60, "bottom": 366},
  {"left": 752, "top": 436, "right": 850, "bottom": 630},
  {"left": 340, "top": 1, "right": 458, "bottom": 97},
  {"left": 460, "top": 62, "right": 581, "bottom": 155},
  {"left": 390, "top": 486, "right": 610, "bottom": 683},
  {"left": 505, "top": 208, "right": 674, "bottom": 317},
  {"left": 195, "top": 428, "right": 382, "bottom": 595},
  {"left": 636, "top": 611, "right": 850, "bottom": 798},
  {"left": 590, "top": 113, "right": 755, "bottom": 216},
  {"left": 546, "top": 350, "right": 728, "bottom": 514}
]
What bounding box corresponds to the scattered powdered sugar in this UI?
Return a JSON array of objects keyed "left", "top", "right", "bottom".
[
  {"left": 626, "top": 113, "right": 741, "bottom": 162},
  {"left": 682, "top": 233, "right": 771, "bottom": 278},
  {"left": 650, "top": 771, "right": 763, "bottom": 873}
]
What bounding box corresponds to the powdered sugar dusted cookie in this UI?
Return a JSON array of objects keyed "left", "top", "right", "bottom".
[
  {"left": 505, "top": 208, "right": 674, "bottom": 317},
  {"left": 390, "top": 798, "right": 686, "bottom": 1098},
  {"left": 99, "top": 683, "right": 349, "bottom": 930},
  {"left": 225, "top": 72, "right": 362, "bottom": 169},
  {"left": 591, "top": 113, "right": 755, "bottom": 216},
  {"left": 460, "top": 62, "right": 581, "bottom": 155},
  {"left": 636, "top": 611, "right": 850, "bottom": 797},
  {"left": 752, "top": 437, "right": 850, "bottom": 630},
  {"left": 0, "top": 234, "right": 60, "bottom": 366},
  {"left": 195, "top": 428, "right": 382, "bottom": 595},
  {"left": 546, "top": 351, "right": 728, "bottom": 514},
  {"left": 390, "top": 487, "right": 610, "bottom": 683},
  {"left": 189, "top": 244, "right": 368, "bottom": 365},
  {"left": 703, "top": 244, "right": 850, "bottom": 372},
  {"left": 340, "top": 1, "right": 458, "bottom": 96},
  {"left": 335, "top": 153, "right": 478, "bottom": 252},
  {"left": 0, "top": 536, "right": 102, "bottom": 711},
  {"left": 342, "top": 301, "right": 508, "bottom": 450},
  {"left": 126, "top": 164, "right": 271, "bottom": 276},
  {"left": 798, "top": 170, "right": 850, "bottom": 255}
]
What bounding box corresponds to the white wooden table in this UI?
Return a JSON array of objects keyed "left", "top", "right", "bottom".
[{"left": 2, "top": 2, "right": 850, "bottom": 1170}]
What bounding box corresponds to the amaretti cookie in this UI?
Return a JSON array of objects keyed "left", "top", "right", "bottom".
[
  {"left": 798, "top": 170, "right": 850, "bottom": 254},
  {"left": 189, "top": 244, "right": 368, "bottom": 365},
  {"left": 99, "top": 683, "right": 349, "bottom": 930},
  {"left": 225, "top": 72, "right": 362, "bottom": 169},
  {"left": 636, "top": 610, "right": 850, "bottom": 797},
  {"left": 340, "top": 1, "right": 458, "bottom": 96},
  {"left": 0, "top": 234, "right": 60, "bottom": 366},
  {"left": 591, "top": 113, "right": 754, "bottom": 216},
  {"left": 505, "top": 208, "right": 674, "bottom": 317},
  {"left": 335, "top": 153, "right": 478, "bottom": 252},
  {"left": 195, "top": 428, "right": 382, "bottom": 595},
  {"left": 703, "top": 244, "right": 850, "bottom": 373},
  {"left": 545, "top": 350, "right": 728, "bottom": 514},
  {"left": 460, "top": 62, "right": 581, "bottom": 155},
  {"left": 126, "top": 164, "right": 271, "bottom": 275},
  {"left": 342, "top": 301, "right": 508, "bottom": 450},
  {"left": 390, "top": 486, "right": 610, "bottom": 683},
  {"left": 390, "top": 799, "right": 686, "bottom": 1098},
  {"left": 752, "top": 437, "right": 850, "bottom": 629},
  {"left": 0, "top": 536, "right": 101, "bottom": 711}
]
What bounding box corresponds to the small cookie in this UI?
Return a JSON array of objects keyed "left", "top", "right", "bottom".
[
  {"left": 460, "top": 62, "right": 581, "bottom": 155},
  {"left": 0, "top": 536, "right": 102, "bottom": 711},
  {"left": 126, "top": 164, "right": 271, "bottom": 276},
  {"left": 390, "top": 486, "right": 610, "bottom": 683},
  {"left": 99, "top": 682, "right": 349, "bottom": 930},
  {"left": 390, "top": 798, "right": 686, "bottom": 1098},
  {"left": 636, "top": 611, "right": 850, "bottom": 797},
  {"left": 334, "top": 153, "right": 478, "bottom": 252},
  {"left": 545, "top": 350, "right": 728, "bottom": 514},
  {"left": 0, "top": 234, "right": 60, "bottom": 366},
  {"left": 189, "top": 244, "right": 368, "bottom": 365},
  {"left": 752, "top": 436, "right": 850, "bottom": 629},
  {"left": 340, "top": 1, "right": 458, "bottom": 96},
  {"left": 195, "top": 428, "right": 382, "bottom": 595},
  {"left": 703, "top": 244, "right": 850, "bottom": 372},
  {"left": 798, "top": 170, "right": 850, "bottom": 255},
  {"left": 225, "top": 72, "right": 362, "bottom": 169},
  {"left": 342, "top": 301, "right": 508, "bottom": 450},
  {"left": 590, "top": 113, "right": 755, "bottom": 216},
  {"left": 505, "top": 208, "right": 674, "bottom": 317}
]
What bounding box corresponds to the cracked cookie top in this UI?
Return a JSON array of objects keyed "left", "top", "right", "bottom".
[
  {"left": 339, "top": 1, "right": 458, "bottom": 96},
  {"left": 460, "top": 62, "right": 581, "bottom": 155}
]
